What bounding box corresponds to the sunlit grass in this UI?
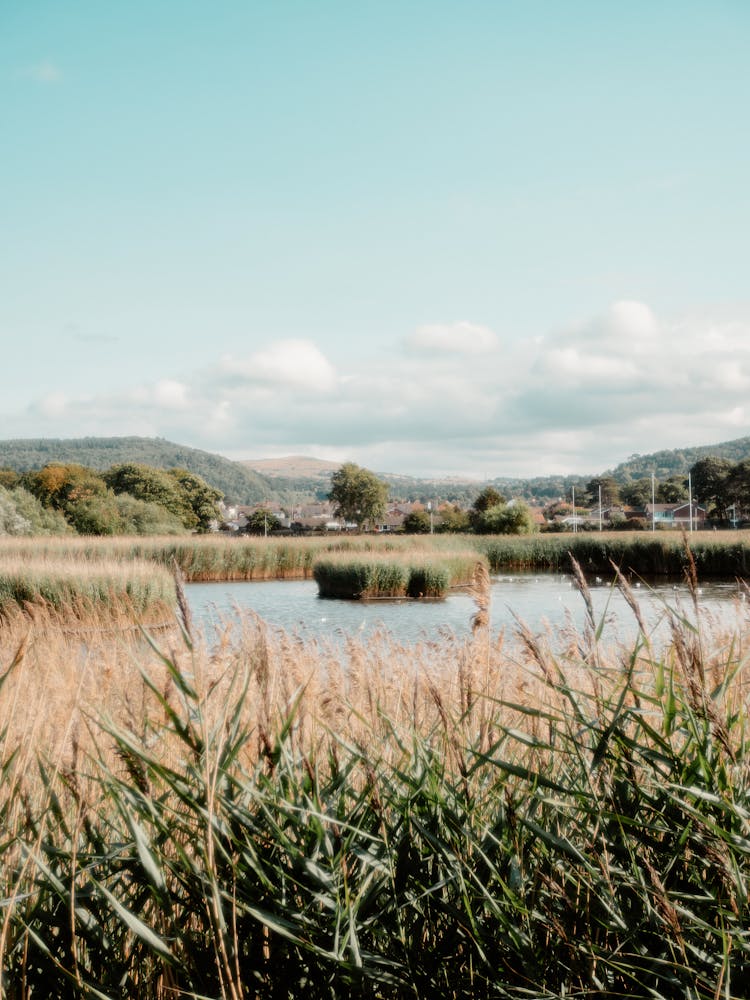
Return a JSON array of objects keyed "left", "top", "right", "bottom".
[
  {"left": 0, "top": 553, "right": 176, "bottom": 626},
  {"left": 2, "top": 561, "right": 750, "bottom": 995}
]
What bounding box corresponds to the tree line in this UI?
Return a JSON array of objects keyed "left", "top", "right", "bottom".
[
  {"left": 570, "top": 456, "right": 750, "bottom": 524},
  {"left": 0, "top": 462, "right": 223, "bottom": 536}
]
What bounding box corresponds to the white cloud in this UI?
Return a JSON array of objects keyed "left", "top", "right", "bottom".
[
  {"left": 37, "top": 391, "right": 69, "bottom": 418},
  {"left": 608, "top": 300, "right": 658, "bottom": 340},
  {"left": 219, "top": 339, "right": 337, "bottom": 392},
  {"left": 407, "top": 321, "right": 499, "bottom": 354},
  {"left": 542, "top": 348, "right": 639, "bottom": 383},
  {"left": 152, "top": 379, "right": 189, "bottom": 409},
  {"left": 11, "top": 303, "right": 750, "bottom": 479}
]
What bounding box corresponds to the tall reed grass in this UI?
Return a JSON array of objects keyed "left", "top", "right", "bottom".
[
  {"left": 3, "top": 530, "right": 750, "bottom": 587},
  {"left": 312, "top": 550, "right": 479, "bottom": 599},
  {"left": 3, "top": 557, "right": 750, "bottom": 996},
  {"left": 0, "top": 554, "right": 176, "bottom": 627}
]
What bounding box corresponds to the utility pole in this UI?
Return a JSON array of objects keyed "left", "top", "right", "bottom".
[
  {"left": 572, "top": 485, "right": 577, "bottom": 533},
  {"left": 651, "top": 472, "right": 655, "bottom": 532}
]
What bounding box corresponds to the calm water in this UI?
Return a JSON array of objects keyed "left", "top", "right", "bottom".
[{"left": 186, "top": 573, "right": 749, "bottom": 647}]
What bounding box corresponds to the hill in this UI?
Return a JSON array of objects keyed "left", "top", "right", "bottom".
[
  {"left": 608, "top": 436, "right": 750, "bottom": 481},
  {"left": 0, "top": 437, "right": 275, "bottom": 505},
  {"left": 241, "top": 456, "right": 341, "bottom": 479}
]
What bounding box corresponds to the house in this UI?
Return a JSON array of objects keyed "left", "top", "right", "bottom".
[{"left": 645, "top": 502, "right": 707, "bottom": 528}]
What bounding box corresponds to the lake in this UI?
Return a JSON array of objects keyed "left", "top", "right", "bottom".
[{"left": 186, "top": 573, "right": 749, "bottom": 647}]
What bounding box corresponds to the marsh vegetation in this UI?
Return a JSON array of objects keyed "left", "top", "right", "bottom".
[{"left": 1, "top": 548, "right": 750, "bottom": 996}]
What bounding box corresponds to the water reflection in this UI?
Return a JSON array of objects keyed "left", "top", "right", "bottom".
[{"left": 185, "top": 573, "right": 749, "bottom": 647}]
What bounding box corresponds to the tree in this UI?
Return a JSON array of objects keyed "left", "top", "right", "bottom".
[
  {"left": 0, "top": 488, "right": 31, "bottom": 535},
  {"left": 243, "top": 510, "right": 282, "bottom": 535},
  {"left": 435, "top": 504, "right": 471, "bottom": 534},
  {"left": 115, "top": 494, "right": 186, "bottom": 535},
  {"left": 328, "top": 463, "right": 388, "bottom": 530},
  {"left": 691, "top": 457, "right": 733, "bottom": 522},
  {"left": 656, "top": 476, "right": 688, "bottom": 504},
  {"left": 584, "top": 477, "right": 620, "bottom": 508},
  {"left": 104, "top": 463, "right": 194, "bottom": 528},
  {"left": 402, "top": 510, "right": 431, "bottom": 534},
  {"left": 620, "top": 478, "right": 654, "bottom": 508},
  {"left": 24, "top": 463, "right": 107, "bottom": 511},
  {"left": 469, "top": 487, "right": 508, "bottom": 531},
  {"left": 7, "top": 487, "right": 70, "bottom": 535},
  {"left": 0, "top": 468, "right": 20, "bottom": 489},
  {"left": 166, "top": 468, "right": 223, "bottom": 532},
  {"left": 473, "top": 500, "right": 537, "bottom": 535},
  {"left": 472, "top": 487, "right": 506, "bottom": 513},
  {"left": 65, "top": 493, "right": 124, "bottom": 535},
  {"left": 726, "top": 460, "right": 750, "bottom": 518}
]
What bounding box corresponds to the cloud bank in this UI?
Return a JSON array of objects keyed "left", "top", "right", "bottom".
[{"left": 11, "top": 303, "right": 750, "bottom": 478}]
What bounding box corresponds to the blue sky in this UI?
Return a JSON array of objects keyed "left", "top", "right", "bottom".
[{"left": 2, "top": 1, "right": 749, "bottom": 478}]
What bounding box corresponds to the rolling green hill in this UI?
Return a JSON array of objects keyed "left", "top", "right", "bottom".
[
  {"left": 608, "top": 436, "right": 750, "bottom": 481},
  {"left": 0, "top": 437, "right": 276, "bottom": 505}
]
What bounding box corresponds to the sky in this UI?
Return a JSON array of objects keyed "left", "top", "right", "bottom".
[{"left": 2, "top": 1, "right": 750, "bottom": 480}]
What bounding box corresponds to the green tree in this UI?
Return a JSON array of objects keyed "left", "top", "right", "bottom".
[
  {"left": 726, "top": 460, "right": 750, "bottom": 518},
  {"left": 0, "top": 488, "right": 31, "bottom": 535},
  {"left": 4, "top": 487, "right": 70, "bottom": 535},
  {"left": 65, "top": 494, "right": 124, "bottom": 535},
  {"left": 691, "top": 457, "right": 734, "bottom": 522},
  {"left": 328, "top": 463, "right": 388, "bottom": 530},
  {"left": 435, "top": 504, "right": 471, "bottom": 534},
  {"left": 620, "top": 478, "right": 654, "bottom": 508},
  {"left": 104, "top": 463, "right": 194, "bottom": 528},
  {"left": 473, "top": 501, "right": 537, "bottom": 535},
  {"left": 469, "top": 487, "right": 508, "bottom": 531},
  {"left": 243, "top": 510, "right": 282, "bottom": 535},
  {"left": 402, "top": 510, "right": 431, "bottom": 534},
  {"left": 656, "top": 476, "right": 688, "bottom": 503},
  {"left": 166, "top": 468, "right": 223, "bottom": 532},
  {"left": 115, "top": 494, "right": 186, "bottom": 535},
  {"left": 585, "top": 477, "right": 620, "bottom": 508},
  {"left": 472, "top": 487, "right": 506, "bottom": 512}
]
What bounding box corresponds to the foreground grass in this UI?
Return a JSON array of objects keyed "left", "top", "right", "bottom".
[{"left": 2, "top": 564, "right": 750, "bottom": 997}]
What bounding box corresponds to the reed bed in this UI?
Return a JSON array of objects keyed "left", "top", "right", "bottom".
[
  {"left": 479, "top": 529, "right": 750, "bottom": 577},
  {"left": 3, "top": 563, "right": 750, "bottom": 996},
  {"left": 0, "top": 555, "right": 176, "bottom": 627},
  {"left": 312, "top": 550, "right": 480, "bottom": 599},
  {"left": 3, "top": 530, "right": 750, "bottom": 587}
]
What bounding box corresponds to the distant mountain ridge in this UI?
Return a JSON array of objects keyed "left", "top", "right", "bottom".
[
  {"left": 2, "top": 434, "right": 749, "bottom": 509},
  {"left": 0, "top": 437, "right": 274, "bottom": 505}
]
